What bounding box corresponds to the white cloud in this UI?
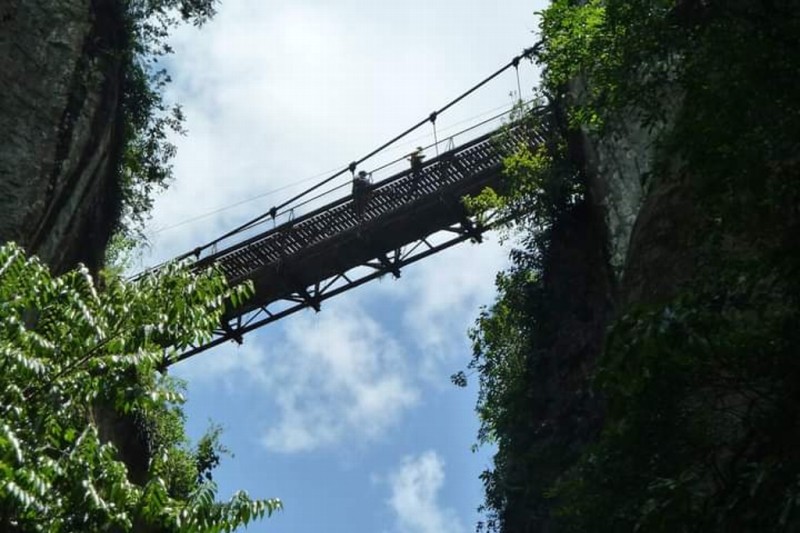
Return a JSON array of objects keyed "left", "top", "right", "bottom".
[
  {"left": 387, "top": 451, "right": 465, "bottom": 533},
  {"left": 176, "top": 301, "right": 420, "bottom": 453},
  {"left": 177, "top": 302, "right": 419, "bottom": 453},
  {"left": 366, "top": 235, "right": 508, "bottom": 383},
  {"left": 172, "top": 338, "right": 266, "bottom": 391},
  {"left": 406, "top": 239, "right": 506, "bottom": 360},
  {"left": 262, "top": 304, "right": 418, "bottom": 452},
  {"left": 149, "top": 0, "right": 536, "bottom": 458}
]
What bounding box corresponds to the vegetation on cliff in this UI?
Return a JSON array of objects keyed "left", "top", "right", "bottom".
[
  {"left": 1, "top": 2, "right": 284, "bottom": 530},
  {"left": 0, "top": 243, "right": 280, "bottom": 531},
  {"left": 467, "top": 0, "right": 800, "bottom": 530},
  {"left": 115, "top": 0, "right": 218, "bottom": 250}
]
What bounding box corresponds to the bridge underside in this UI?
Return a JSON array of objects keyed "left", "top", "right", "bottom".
[{"left": 173, "top": 121, "right": 543, "bottom": 363}]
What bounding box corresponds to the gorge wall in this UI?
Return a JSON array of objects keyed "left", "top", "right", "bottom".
[
  {"left": 0, "top": 0, "right": 125, "bottom": 274},
  {"left": 485, "top": 2, "right": 800, "bottom": 529},
  {"left": 0, "top": 0, "right": 155, "bottom": 498}
]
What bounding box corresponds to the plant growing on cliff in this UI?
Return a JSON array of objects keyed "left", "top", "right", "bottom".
[
  {"left": 554, "top": 265, "right": 800, "bottom": 531},
  {"left": 459, "top": 105, "right": 587, "bottom": 532},
  {"left": 467, "top": 0, "right": 800, "bottom": 531},
  {"left": 0, "top": 243, "right": 280, "bottom": 531},
  {"left": 115, "top": 0, "right": 218, "bottom": 246}
]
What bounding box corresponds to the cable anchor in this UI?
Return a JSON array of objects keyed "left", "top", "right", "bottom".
[{"left": 429, "top": 111, "right": 440, "bottom": 157}]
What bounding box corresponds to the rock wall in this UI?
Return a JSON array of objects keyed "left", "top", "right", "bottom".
[
  {"left": 0, "top": 0, "right": 125, "bottom": 274},
  {"left": 503, "top": 195, "right": 615, "bottom": 533},
  {"left": 0, "top": 0, "right": 150, "bottom": 513},
  {"left": 505, "top": 97, "right": 681, "bottom": 531}
]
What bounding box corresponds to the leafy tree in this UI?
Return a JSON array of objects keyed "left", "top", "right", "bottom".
[
  {"left": 460, "top": 105, "right": 589, "bottom": 532},
  {"left": 466, "top": 0, "right": 800, "bottom": 531},
  {"left": 0, "top": 243, "right": 280, "bottom": 531},
  {"left": 115, "top": 0, "right": 219, "bottom": 247}
]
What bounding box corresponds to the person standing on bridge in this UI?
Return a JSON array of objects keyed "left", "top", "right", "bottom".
[
  {"left": 408, "top": 147, "right": 425, "bottom": 193},
  {"left": 352, "top": 170, "right": 372, "bottom": 220},
  {"left": 408, "top": 146, "right": 425, "bottom": 172}
]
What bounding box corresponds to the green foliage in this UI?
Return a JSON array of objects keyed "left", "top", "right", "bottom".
[
  {"left": 462, "top": 107, "right": 585, "bottom": 532},
  {"left": 468, "top": 1, "right": 800, "bottom": 531},
  {"left": 538, "top": 0, "right": 684, "bottom": 131},
  {"left": 469, "top": 269, "right": 538, "bottom": 448},
  {"left": 538, "top": 0, "right": 800, "bottom": 187},
  {"left": 463, "top": 105, "right": 581, "bottom": 241},
  {"left": 464, "top": 142, "right": 560, "bottom": 229},
  {"left": 0, "top": 243, "right": 280, "bottom": 531},
  {"left": 115, "top": 0, "right": 218, "bottom": 244},
  {"left": 553, "top": 259, "right": 800, "bottom": 532}
]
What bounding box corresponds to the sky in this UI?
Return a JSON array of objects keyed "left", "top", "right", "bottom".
[{"left": 140, "top": 1, "right": 547, "bottom": 531}]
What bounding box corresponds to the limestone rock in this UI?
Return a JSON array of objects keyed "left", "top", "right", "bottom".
[{"left": 0, "top": 0, "right": 125, "bottom": 274}]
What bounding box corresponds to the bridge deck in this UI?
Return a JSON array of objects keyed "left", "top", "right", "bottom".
[{"left": 177, "top": 121, "right": 543, "bottom": 361}]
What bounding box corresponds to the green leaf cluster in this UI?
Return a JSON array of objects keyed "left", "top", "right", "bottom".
[
  {"left": 0, "top": 243, "right": 280, "bottom": 531},
  {"left": 463, "top": 105, "right": 581, "bottom": 242},
  {"left": 467, "top": 0, "right": 800, "bottom": 531},
  {"left": 114, "top": 1, "right": 219, "bottom": 247},
  {"left": 461, "top": 106, "right": 587, "bottom": 533}
]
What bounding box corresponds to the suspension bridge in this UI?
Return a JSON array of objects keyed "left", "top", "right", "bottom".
[{"left": 148, "top": 47, "right": 546, "bottom": 364}]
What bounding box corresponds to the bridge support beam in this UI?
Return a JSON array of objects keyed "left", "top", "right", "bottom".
[{"left": 168, "top": 120, "right": 542, "bottom": 364}]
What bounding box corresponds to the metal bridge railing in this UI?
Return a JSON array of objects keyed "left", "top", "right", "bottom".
[{"left": 193, "top": 122, "right": 539, "bottom": 283}]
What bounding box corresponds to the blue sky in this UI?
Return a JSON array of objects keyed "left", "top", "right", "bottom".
[{"left": 140, "top": 1, "right": 547, "bottom": 531}]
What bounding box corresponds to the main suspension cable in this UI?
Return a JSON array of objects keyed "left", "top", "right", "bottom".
[
  {"left": 153, "top": 99, "right": 525, "bottom": 236},
  {"left": 171, "top": 44, "right": 541, "bottom": 262}
]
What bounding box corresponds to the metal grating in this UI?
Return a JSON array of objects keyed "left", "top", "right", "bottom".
[{"left": 171, "top": 119, "right": 546, "bottom": 362}]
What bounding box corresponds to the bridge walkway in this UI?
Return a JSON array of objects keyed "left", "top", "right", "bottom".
[{"left": 174, "top": 119, "right": 544, "bottom": 362}]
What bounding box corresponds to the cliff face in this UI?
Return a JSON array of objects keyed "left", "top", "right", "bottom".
[
  {"left": 0, "top": 0, "right": 125, "bottom": 274},
  {"left": 497, "top": 113, "right": 684, "bottom": 532},
  {"left": 0, "top": 0, "right": 151, "bottom": 502},
  {"left": 498, "top": 118, "right": 639, "bottom": 532},
  {"left": 511, "top": 43, "right": 799, "bottom": 528}
]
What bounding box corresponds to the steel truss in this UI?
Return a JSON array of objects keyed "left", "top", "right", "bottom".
[{"left": 167, "top": 118, "right": 545, "bottom": 364}]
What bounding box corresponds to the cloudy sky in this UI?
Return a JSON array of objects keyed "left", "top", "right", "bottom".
[{"left": 141, "top": 1, "right": 546, "bottom": 531}]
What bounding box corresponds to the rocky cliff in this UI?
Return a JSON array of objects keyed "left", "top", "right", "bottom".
[
  {"left": 0, "top": 0, "right": 153, "bottom": 500},
  {"left": 0, "top": 0, "right": 125, "bottom": 274},
  {"left": 475, "top": 3, "right": 800, "bottom": 530}
]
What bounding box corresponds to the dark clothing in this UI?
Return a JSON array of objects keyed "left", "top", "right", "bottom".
[{"left": 352, "top": 175, "right": 371, "bottom": 218}]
